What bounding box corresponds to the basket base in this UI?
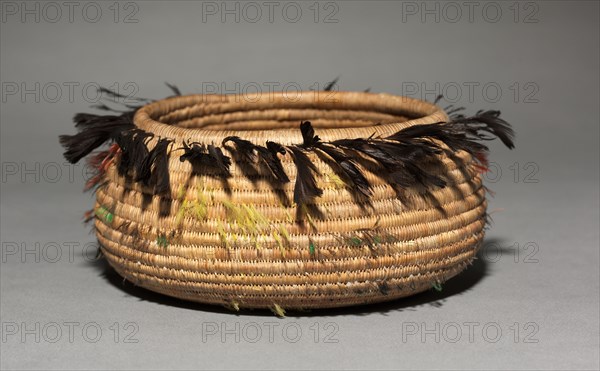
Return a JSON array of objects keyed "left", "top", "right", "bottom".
[{"left": 101, "top": 245, "right": 479, "bottom": 311}]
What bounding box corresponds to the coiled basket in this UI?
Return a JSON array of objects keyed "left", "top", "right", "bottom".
[{"left": 60, "top": 89, "right": 514, "bottom": 313}]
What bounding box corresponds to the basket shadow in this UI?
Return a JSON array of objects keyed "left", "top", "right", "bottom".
[{"left": 88, "top": 237, "right": 505, "bottom": 317}]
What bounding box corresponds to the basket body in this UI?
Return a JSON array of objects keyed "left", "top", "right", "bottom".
[{"left": 94, "top": 92, "right": 486, "bottom": 309}]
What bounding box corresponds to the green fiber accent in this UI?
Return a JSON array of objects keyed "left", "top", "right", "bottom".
[
  {"left": 217, "top": 222, "right": 228, "bottom": 247},
  {"left": 190, "top": 189, "right": 208, "bottom": 221},
  {"left": 157, "top": 234, "right": 169, "bottom": 248},
  {"left": 176, "top": 185, "right": 187, "bottom": 201},
  {"left": 309, "top": 241, "right": 316, "bottom": 255},
  {"left": 349, "top": 237, "right": 362, "bottom": 246},
  {"left": 175, "top": 200, "right": 189, "bottom": 226},
  {"left": 432, "top": 282, "right": 443, "bottom": 292},
  {"left": 95, "top": 206, "right": 113, "bottom": 224}
]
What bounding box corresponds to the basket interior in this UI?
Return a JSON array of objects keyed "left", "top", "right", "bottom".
[
  {"left": 166, "top": 107, "right": 413, "bottom": 131},
  {"left": 134, "top": 92, "right": 448, "bottom": 144},
  {"left": 154, "top": 93, "right": 431, "bottom": 130}
]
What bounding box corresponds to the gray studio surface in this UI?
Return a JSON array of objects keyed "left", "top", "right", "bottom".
[{"left": 1, "top": 1, "right": 598, "bottom": 370}]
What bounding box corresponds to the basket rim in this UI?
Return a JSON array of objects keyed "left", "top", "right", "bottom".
[{"left": 133, "top": 91, "right": 449, "bottom": 145}]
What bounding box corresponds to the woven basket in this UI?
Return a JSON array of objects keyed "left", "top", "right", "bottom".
[{"left": 60, "top": 89, "right": 514, "bottom": 313}]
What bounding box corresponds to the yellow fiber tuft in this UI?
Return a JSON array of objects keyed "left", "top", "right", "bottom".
[
  {"left": 326, "top": 172, "right": 346, "bottom": 189},
  {"left": 270, "top": 304, "right": 286, "bottom": 317}
]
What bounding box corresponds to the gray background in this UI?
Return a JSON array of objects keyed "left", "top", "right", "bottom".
[{"left": 1, "top": 0, "right": 598, "bottom": 370}]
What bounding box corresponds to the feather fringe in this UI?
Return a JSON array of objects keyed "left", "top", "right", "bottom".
[
  {"left": 149, "top": 139, "right": 172, "bottom": 194},
  {"left": 59, "top": 111, "right": 135, "bottom": 164},
  {"left": 179, "top": 141, "right": 232, "bottom": 177},
  {"left": 222, "top": 136, "right": 290, "bottom": 183},
  {"left": 287, "top": 146, "right": 323, "bottom": 205},
  {"left": 61, "top": 88, "right": 515, "bottom": 214},
  {"left": 299, "top": 121, "right": 371, "bottom": 199}
]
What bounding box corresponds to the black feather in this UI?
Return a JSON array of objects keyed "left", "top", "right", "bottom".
[
  {"left": 149, "top": 138, "right": 172, "bottom": 195},
  {"left": 114, "top": 130, "right": 134, "bottom": 175},
  {"left": 450, "top": 110, "right": 515, "bottom": 149},
  {"left": 223, "top": 136, "right": 290, "bottom": 182},
  {"left": 317, "top": 143, "right": 372, "bottom": 198},
  {"left": 384, "top": 111, "right": 514, "bottom": 185},
  {"left": 300, "top": 121, "right": 320, "bottom": 148},
  {"left": 332, "top": 137, "right": 446, "bottom": 189},
  {"left": 136, "top": 138, "right": 166, "bottom": 185},
  {"left": 98, "top": 87, "right": 149, "bottom": 102},
  {"left": 299, "top": 121, "right": 371, "bottom": 198},
  {"left": 265, "top": 141, "right": 290, "bottom": 183},
  {"left": 179, "top": 142, "right": 231, "bottom": 177},
  {"left": 287, "top": 146, "right": 323, "bottom": 205},
  {"left": 207, "top": 145, "right": 232, "bottom": 177},
  {"left": 386, "top": 126, "right": 444, "bottom": 155},
  {"left": 129, "top": 131, "right": 154, "bottom": 179},
  {"left": 222, "top": 136, "right": 257, "bottom": 162},
  {"left": 179, "top": 141, "right": 206, "bottom": 162},
  {"left": 59, "top": 111, "right": 135, "bottom": 164},
  {"left": 332, "top": 138, "right": 395, "bottom": 167},
  {"left": 445, "top": 105, "right": 466, "bottom": 117},
  {"left": 179, "top": 142, "right": 214, "bottom": 172},
  {"left": 266, "top": 141, "right": 286, "bottom": 156},
  {"left": 115, "top": 129, "right": 154, "bottom": 176},
  {"left": 388, "top": 123, "right": 482, "bottom": 155},
  {"left": 390, "top": 111, "right": 514, "bottom": 155},
  {"left": 324, "top": 77, "right": 339, "bottom": 92},
  {"left": 165, "top": 82, "right": 182, "bottom": 96},
  {"left": 72, "top": 110, "right": 134, "bottom": 129}
]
